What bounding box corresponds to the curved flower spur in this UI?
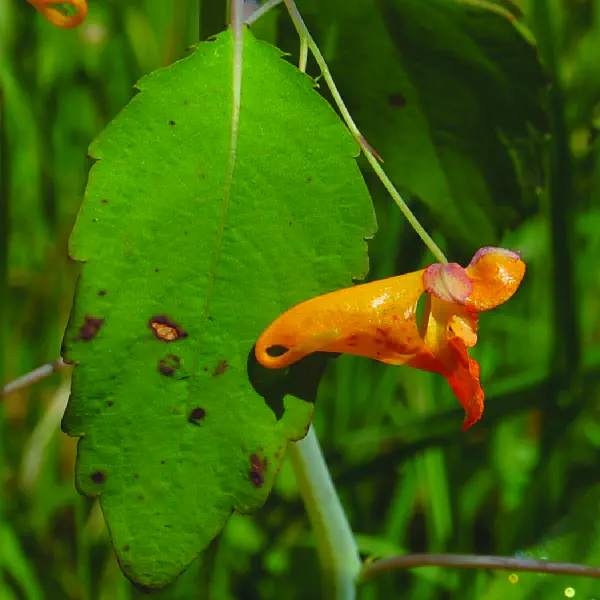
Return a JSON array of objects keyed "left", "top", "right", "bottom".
[{"left": 255, "top": 247, "right": 526, "bottom": 430}]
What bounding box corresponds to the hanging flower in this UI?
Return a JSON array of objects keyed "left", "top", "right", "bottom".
[
  {"left": 28, "top": 0, "right": 87, "bottom": 29},
  {"left": 255, "top": 247, "right": 525, "bottom": 430}
]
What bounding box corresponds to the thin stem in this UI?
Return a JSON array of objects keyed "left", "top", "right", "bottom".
[
  {"left": 244, "top": 0, "right": 283, "bottom": 26},
  {"left": 288, "top": 427, "right": 361, "bottom": 600},
  {"left": 1, "top": 359, "right": 69, "bottom": 397},
  {"left": 282, "top": 0, "right": 448, "bottom": 265},
  {"left": 299, "top": 36, "right": 308, "bottom": 73},
  {"left": 359, "top": 553, "right": 600, "bottom": 583}
]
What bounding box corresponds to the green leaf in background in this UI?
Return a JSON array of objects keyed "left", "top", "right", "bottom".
[
  {"left": 0, "top": 524, "right": 44, "bottom": 600},
  {"left": 299, "top": 0, "right": 547, "bottom": 250},
  {"left": 61, "top": 27, "right": 376, "bottom": 589}
]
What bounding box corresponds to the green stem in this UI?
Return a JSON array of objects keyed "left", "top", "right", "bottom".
[
  {"left": 282, "top": 0, "right": 448, "bottom": 265},
  {"left": 288, "top": 427, "right": 361, "bottom": 599}
]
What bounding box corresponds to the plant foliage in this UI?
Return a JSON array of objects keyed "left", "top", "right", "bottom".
[{"left": 61, "top": 28, "right": 375, "bottom": 587}]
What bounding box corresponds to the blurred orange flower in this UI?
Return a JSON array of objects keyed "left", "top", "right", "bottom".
[
  {"left": 255, "top": 247, "right": 526, "bottom": 430},
  {"left": 27, "top": 0, "right": 87, "bottom": 28}
]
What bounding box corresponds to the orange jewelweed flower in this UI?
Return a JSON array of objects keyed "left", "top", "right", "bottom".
[
  {"left": 255, "top": 247, "right": 526, "bottom": 430},
  {"left": 28, "top": 0, "right": 88, "bottom": 29}
]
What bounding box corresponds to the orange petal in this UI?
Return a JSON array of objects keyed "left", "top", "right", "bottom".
[
  {"left": 464, "top": 247, "right": 526, "bottom": 312},
  {"left": 444, "top": 337, "right": 484, "bottom": 430},
  {"left": 405, "top": 340, "right": 483, "bottom": 429},
  {"left": 409, "top": 299, "right": 482, "bottom": 429},
  {"left": 28, "top": 0, "right": 87, "bottom": 28},
  {"left": 255, "top": 270, "right": 427, "bottom": 369},
  {"left": 449, "top": 313, "right": 478, "bottom": 348}
]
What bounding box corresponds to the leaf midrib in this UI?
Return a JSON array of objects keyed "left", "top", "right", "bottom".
[{"left": 191, "top": 28, "right": 244, "bottom": 384}]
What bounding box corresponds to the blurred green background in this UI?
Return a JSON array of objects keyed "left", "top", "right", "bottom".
[{"left": 1, "top": 0, "right": 600, "bottom": 598}]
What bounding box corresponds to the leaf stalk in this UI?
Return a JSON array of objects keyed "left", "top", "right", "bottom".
[
  {"left": 1, "top": 359, "right": 68, "bottom": 397},
  {"left": 288, "top": 427, "right": 361, "bottom": 600}
]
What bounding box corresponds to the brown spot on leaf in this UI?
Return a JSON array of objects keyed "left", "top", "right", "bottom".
[
  {"left": 161, "top": 460, "right": 166, "bottom": 464},
  {"left": 212, "top": 360, "right": 228, "bottom": 377},
  {"left": 189, "top": 407, "right": 206, "bottom": 424},
  {"left": 91, "top": 471, "right": 105, "bottom": 484},
  {"left": 158, "top": 363, "right": 175, "bottom": 376},
  {"left": 133, "top": 473, "right": 140, "bottom": 479},
  {"left": 307, "top": 177, "right": 312, "bottom": 182},
  {"left": 158, "top": 354, "right": 181, "bottom": 377},
  {"left": 389, "top": 92, "right": 407, "bottom": 107},
  {"left": 154, "top": 268, "right": 159, "bottom": 273},
  {"left": 76, "top": 316, "right": 105, "bottom": 341},
  {"left": 123, "top": 545, "right": 130, "bottom": 552},
  {"left": 149, "top": 316, "right": 188, "bottom": 342},
  {"left": 250, "top": 471, "right": 264, "bottom": 487},
  {"left": 107, "top": 401, "right": 114, "bottom": 407},
  {"left": 249, "top": 453, "right": 268, "bottom": 488},
  {"left": 97, "top": 289, "right": 107, "bottom": 296},
  {"left": 100, "top": 199, "right": 108, "bottom": 204},
  {"left": 169, "top": 120, "right": 176, "bottom": 126}
]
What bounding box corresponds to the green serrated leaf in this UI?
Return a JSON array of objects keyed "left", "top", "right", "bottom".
[{"left": 61, "top": 28, "right": 376, "bottom": 589}]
